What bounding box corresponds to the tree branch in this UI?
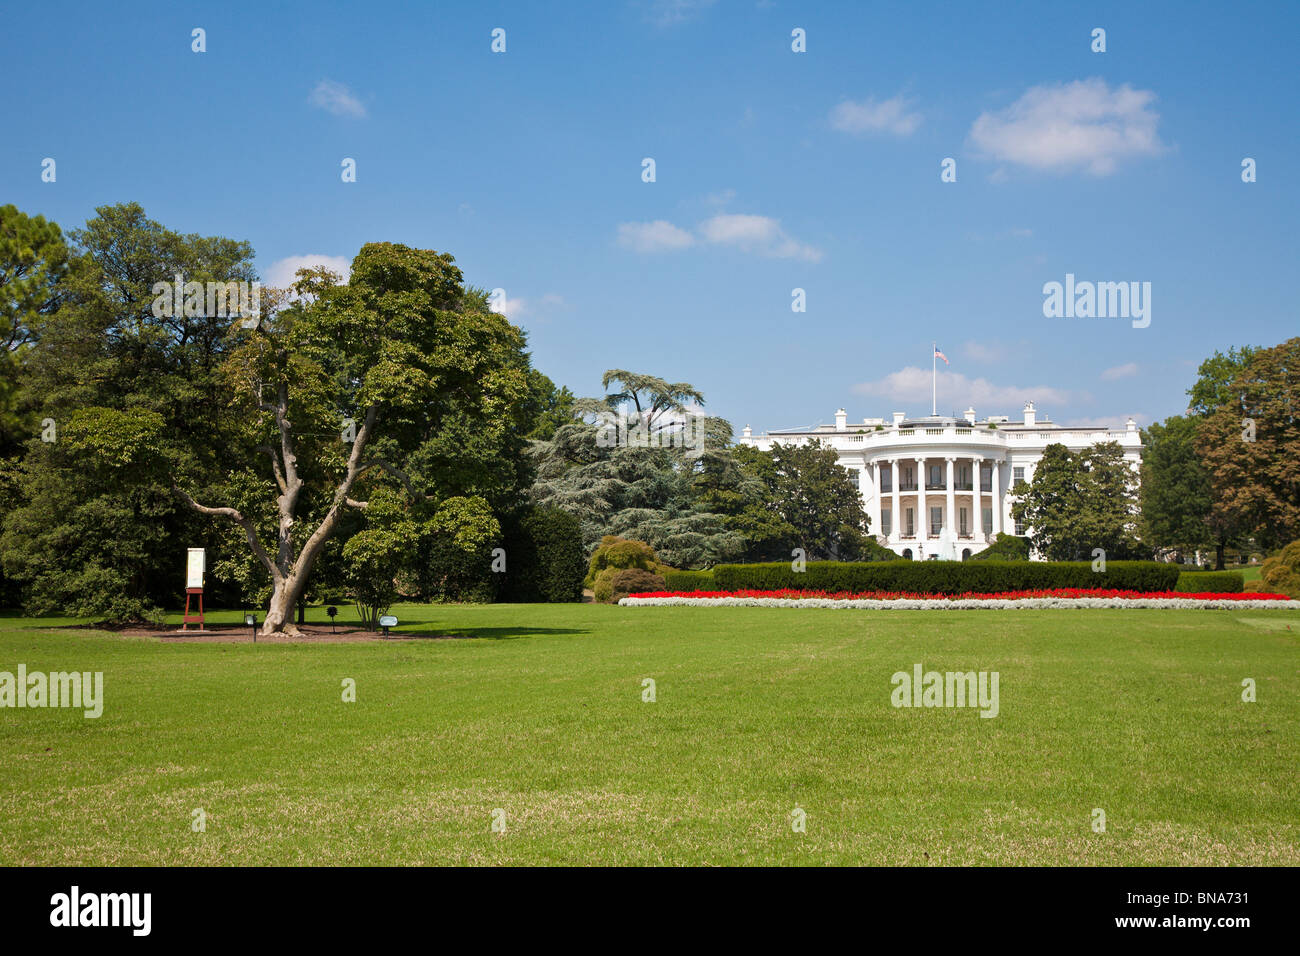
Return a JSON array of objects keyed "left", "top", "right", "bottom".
[{"left": 172, "top": 486, "right": 279, "bottom": 581}]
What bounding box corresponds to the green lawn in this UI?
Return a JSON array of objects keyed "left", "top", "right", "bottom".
[{"left": 1, "top": 603, "right": 1297, "bottom": 865}]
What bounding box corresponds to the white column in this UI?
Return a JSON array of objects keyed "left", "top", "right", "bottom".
[
  {"left": 969, "top": 457, "right": 980, "bottom": 542},
  {"left": 869, "top": 460, "right": 881, "bottom": 539},
  {"left": 945, "top": 458, "right": 956, "bottom": 554},
  {"left": 915, "top": 457, "right": 925, "bottom": 542},
  {"left": 890, "top": 459, "right": 900, "bottom": 543},
  {"left": 992, "top": 459, "right": 1002, "bottom": 536}
]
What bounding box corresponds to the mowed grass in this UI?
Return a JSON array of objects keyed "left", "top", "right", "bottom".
[{"left": 1, "top": 603, "right": 1297, "bottom": 866}]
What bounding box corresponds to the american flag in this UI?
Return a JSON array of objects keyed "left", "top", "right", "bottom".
[{"left": 934, "top": 345, "right": 949, "bottom": 365}]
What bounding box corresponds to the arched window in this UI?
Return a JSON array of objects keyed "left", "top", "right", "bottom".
[
  {"left": 902, "top": 548, "right": 913, "bottom": 560},
  {"left": 961, "top": 548, "right": 972, "bottom": 561}
]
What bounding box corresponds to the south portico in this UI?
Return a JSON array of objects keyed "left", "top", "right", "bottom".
[{"left": 868, "top": 452, "right": 1004, "bottom": 561}]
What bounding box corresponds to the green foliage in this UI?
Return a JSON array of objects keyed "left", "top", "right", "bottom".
[
  {"left": 1011, "top": 442, "right": 1144, "bottom": 561},
  {"left": 0, "top": 407, "right": 171, "bottom": 621},
  {"left": 0, "top": 204, "right": 68, "bottom": 456},
  {"left": 1187, "top": 345, "right": 1257, "bottom": 418},
  {"left": 585, "top": 535, "right": 664, "bottom": 586},
  {"left": 1139, "top": 416, "right": 1214, "bottom": 555},
  {"left": 413, "top": 495, "right": 500, "bottom": 602},
  {"left": 1260, "top": 542, "right": 1300, "bottom": 598},
  {"left": 529, "top": 370, "right": 745, "bottom": 568},
  {"left": 970, "top": 533, "right": 1031, "bottom": 561},
  {"left": 1173, "top": 570, "right": 1244, "bottom": 593},
  {"left": 663, "top": 569, "right": 715, "bottom": 592},
  {"left": 763, "top": 440, "right": 870, "bottom": 560},
  {"left": 342, "top": 489, "right": 419, "bottom": 628},
  {"left": 497, "top": 506, "right": 586, "bottom": 603},
  {"left": 1195, "top": 338, "right": 1300, "bottom": 552},
  {"left": 710, "top": 560, "right": 1181, "bottom": 594}
]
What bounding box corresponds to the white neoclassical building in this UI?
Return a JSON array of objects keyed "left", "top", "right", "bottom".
[{"left": 737, "top": 403, "right": 1142, "bottom": 560}]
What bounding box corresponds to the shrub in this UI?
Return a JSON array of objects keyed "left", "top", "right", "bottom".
[
  {"left": 970, "top": 533, "right": 1030, "bottom": 561},
  {"left": 585, "top": 536, "right": 668, "bottom": 587},
  {"left": 1174, "top": 570, "right": 1244, "bottom": 593},
  {"left": 1260, "top": 541, "right": 1300, "bottom": 598},
  {"left": 497, "top": 506, "right": 586, "bottom": 603},
  {"left": 710, "top": 559, "right": 1181, "bottom": 594},
  {"left": 664, "top": 569, "right": 715, "bottom": 592}
]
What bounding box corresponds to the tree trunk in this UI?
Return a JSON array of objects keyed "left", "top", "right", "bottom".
[
  {"left": 262, "top": 573, "right": 310, "bottom": 637},
  {"left": 1215, "top": 535, "right": 1226, "bottom": 571}
]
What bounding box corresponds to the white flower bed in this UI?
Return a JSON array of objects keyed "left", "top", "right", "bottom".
[{"left": 619, "top": 596, "right": 1297, "bottom": 611}]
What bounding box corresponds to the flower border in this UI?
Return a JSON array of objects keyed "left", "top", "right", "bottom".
[{"left": 619, "top": 587, "right": 1295, "bottom": 610}]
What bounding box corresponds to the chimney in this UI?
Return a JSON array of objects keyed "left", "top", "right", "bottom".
[
  {"left": 742, "top": 424, "right": 752, "bottom": 439},
  {"left": 1126, "top": 417, "right": 1137, "bottom": 432},
  {"left": 1023, "top": 401, "right": 1036, "bottom": 428},
  {"left": 892, "top": 411, "right": 905, "bottom": 429},
  {"left": 835, "top": 408, "right": 847, "bottom": 431},
  {"left": 964, "top": 406, "right": 976, "bottom": 425}
]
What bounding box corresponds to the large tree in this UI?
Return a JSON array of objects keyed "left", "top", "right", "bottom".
[
  {"left": 1195, "top": 337, "right": 1300, "bottom": 556},
  {"left": 1012, "top": 441, "right": 1142, "bottom": 561},
  {"left": 764, "top": 440, "right": 872, "bottom": 560},
  {"left": 530, "top": 370, "right": 743, "bottom": 567},
  {"left": 175, "top": 244, "right": 535, "bottom": 636},
  {"left": 1138, "top": 416, "right": 1214, "bottom": 560},
  {"left": 2, "top": 203, "right": 256, "bottom": 617}
]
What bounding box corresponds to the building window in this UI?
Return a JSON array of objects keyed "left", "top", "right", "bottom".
[
  {"left": 980, "top": 467, "right": 992, "bottom": 492},
  {"left": 1013, "top": 466, "right": 1025, "bottom": 483},
  {"left": 881, "top": 510, "right": 892, "bottom": 536},
  {"left": 904, "top": 508, "right": 915, "bottom": 536},
  {"left": 881, "top": 465, "right": 892, "bottom": 492},
  {"left": 959, "top": 507, "right": 968, "bottom": 535},
  {"left": 930, "top": 506, "right": 943, "bottom": 536},
  {"left": 929, "top": 464, "right": 942, "bottom": 487},
  {"left": 982, "top": 507, "right": 993, "bottom": 535},
  {"left": 1015, "top": 517, "right": 1026, "bottom": 536}
]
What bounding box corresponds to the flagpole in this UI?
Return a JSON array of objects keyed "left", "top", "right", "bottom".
[{"left": 932, "top": 342, "right": 937, "bottom": 416}]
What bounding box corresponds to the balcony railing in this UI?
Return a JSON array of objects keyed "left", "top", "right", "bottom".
[
  {"left": 955, "top": 482, "right": 973, "bottom": 491},
  {"left": 980, "top": 482, "right": 992, "bottom": 492},
  {"left": 898, "top": 482, "right": 918, "bottom": 492},
  {"left": 925, "top": 482, "right": 946, "bottom": 491}
]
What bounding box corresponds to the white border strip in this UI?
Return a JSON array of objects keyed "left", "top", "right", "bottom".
[{"left": 619, "top": 596, "right": 1297, "bottom": 610}]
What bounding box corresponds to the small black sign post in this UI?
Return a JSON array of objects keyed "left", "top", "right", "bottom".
[
  {"left": 327, "top": 606, "right": 337, "bottom": 633},
  {"left": 245, "top": 613, "right": 257, "bottom": 642}
]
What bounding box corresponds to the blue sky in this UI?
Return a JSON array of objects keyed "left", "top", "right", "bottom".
[{"left": 3, "top": 0, "right": 1296, "bottom": 434}]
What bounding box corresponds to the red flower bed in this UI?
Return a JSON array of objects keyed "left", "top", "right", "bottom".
[{"left": 628, "top": 587, "right": 1292, "bottom": 601}]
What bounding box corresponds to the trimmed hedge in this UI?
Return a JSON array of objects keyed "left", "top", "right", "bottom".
[
  {"left": 1174, "top": 570, "right": 1244, "bottom": 593},
  {"left": 663, "top": 569, "right": 715, "bottom": 592},
  {"left": 497, "top": 506, "right": 587, "bottom": 603},
  {"left": 710, "top": 560, "right": 1181, "bottom": 595}
]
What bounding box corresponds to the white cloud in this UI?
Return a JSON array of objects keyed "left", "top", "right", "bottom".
[
  {"left": 829, "top": 95, "right": 922, "bottom": 137},
  {"left": 969, "top": 78, "right": 1163, "bottom": 175},
  {"left": 263, "top": 254, "right": 352, "bottom": 289},
  {"left": 617, "top": 220, "right": 697, "bottom": 252},
  {"left": 617, "top": 214, "right": 822, "bottom": 261},
  {"left": 309, "top": 79, "right": 367, "bottom": 118},
  {"left": 852, "top": 367, "right": 1071, "bottom": 411},
  {"left": 1101, "top": 362, "right": 1139, "bottom": 380},
  {"left": 697, "top": 213, "right": 822, "bottom": 261}
]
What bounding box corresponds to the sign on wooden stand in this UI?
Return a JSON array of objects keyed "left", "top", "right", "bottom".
[{"left": 183, "top": 548, "right": 205, "bottom": 630}]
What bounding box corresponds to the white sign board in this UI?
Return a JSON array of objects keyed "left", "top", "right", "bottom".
[{"left": 186, "top": 548, "right": 205, "bottom": 589}]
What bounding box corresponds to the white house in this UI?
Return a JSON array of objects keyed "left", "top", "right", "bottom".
[{"left": 736, "top": 403, "right": 1142, "bottom": 560}]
